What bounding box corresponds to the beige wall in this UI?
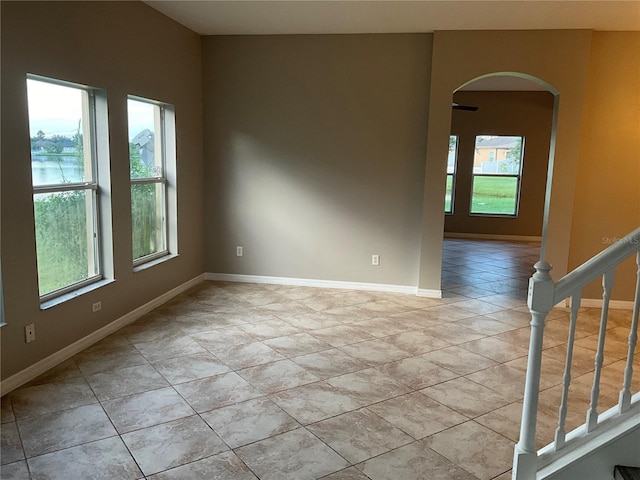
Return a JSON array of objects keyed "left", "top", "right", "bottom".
[
  {"left": 1, "top": 2, "right": 205, "bottom": 379},
  {"left": 446, "top": 90, "right": 554, "bottom": 237},
  {"left": 419, "top": 30, "right": 593, "bottom": 291},
  {"left": 202, "top": 34, "right": 432, "bottom": 287},
  {"left": 569, "top": 32, "right": 640, "bottom": 301}
]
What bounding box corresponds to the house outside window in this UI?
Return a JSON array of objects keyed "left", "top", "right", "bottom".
[
  {"left": 27, "top": 76, "right": 108, "bottom": 300},
  {"left": 127, "top": 96, "right": 177, "bottom": 266},
  {"left": 470, "top": 135, "right": 524, "bottom": 216},
  {"left": 445, "top": 135, "right": 458, "bottom": 214}
]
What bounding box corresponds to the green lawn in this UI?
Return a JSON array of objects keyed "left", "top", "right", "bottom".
[
  {"left": 471, "top": 176, "right": 518, "bottom": 215},
  {"left": 444, "top": 175, "right": 453, "bottom": 213}
]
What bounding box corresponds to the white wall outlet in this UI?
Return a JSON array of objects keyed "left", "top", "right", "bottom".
[
  {"left": 372, "top": 254, "right": 380, "bottom": 266},
  {"left": 25, "top": 323, "right": 36, "bottom": 343},
  {"left": 92, "top": 301, "right": 102, "bottom": 313},
  {"left": 236, "top": 246, "right": 243, "bottom": 257}
]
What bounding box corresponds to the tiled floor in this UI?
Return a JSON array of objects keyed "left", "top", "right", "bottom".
[{"left": 2, "top": 239, "right": 638, "bottom": 479}]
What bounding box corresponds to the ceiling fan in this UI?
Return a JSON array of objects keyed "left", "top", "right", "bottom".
[{"left": 452, "top": 102, "right": 479, "bottom": 111}]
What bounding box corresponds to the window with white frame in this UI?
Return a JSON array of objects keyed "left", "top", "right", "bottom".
[
  {"left": 27, "top": 76, "right": 107, "bottom": 300},
  {"left": 470, "top": 135, "right": 525, "bottom": 216},
  {"left": 127, "top": 97, "right": 176, "bottom": 265},
  {"left": 445, "top": 135, "right": 458, "bottom": 214}
]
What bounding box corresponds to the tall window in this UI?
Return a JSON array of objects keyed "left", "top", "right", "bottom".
[
  {"left": 445, "top": 135, "right": 458, "bottom": 214},
  {"left": 27, "top": 76, "right": 105, "bottom": 299},
  {"left": 470, "top": 135, "right": 524, "bottom": 216},
  {"left": 127, "top": 97, "right": 176, "bottom": 265}
]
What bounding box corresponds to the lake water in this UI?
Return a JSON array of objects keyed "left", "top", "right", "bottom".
[{"left": 31, "top": 155, "right": 85, "bottom": 186}]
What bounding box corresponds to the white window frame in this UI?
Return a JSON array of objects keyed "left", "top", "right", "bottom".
[
  {"left": 128, "top": 96, "right": 177, "bottom": 268},
  {"left": 470, "top": 135, "right": 525, "bottom": 217},
  {"left": 445, "top": 135, "right": 458, "bottom": 215},
  {"left": 28, "top": 75, "right": 110, "bottom": 302}
]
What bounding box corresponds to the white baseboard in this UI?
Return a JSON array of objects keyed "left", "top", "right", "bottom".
[
  {"left": 579, "top": 298, "right": 636, "bottom": 310},
  {"left": 205, "top": 273, "right": 418, "bottom": 295},
  {"left": 444, "top": 232, "right": 542, "bottom": 242},
  {"left": 0, "top": 274, "right": 205, "bottom": 396},
  {"left": 417, "top": 288, "right": 443, "bottom": 298}
]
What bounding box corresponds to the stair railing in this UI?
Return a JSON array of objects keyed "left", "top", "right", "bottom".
[{"left": 513, "top": 226, "right": 640, "bottom": 480}]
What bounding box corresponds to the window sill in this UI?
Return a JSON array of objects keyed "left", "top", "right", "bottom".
[
  {"left": 40, "top": 279, "right": 115, "bottom": 311},
  {"left": 133, "top": 253, "right": 179, "bottom": 273}
]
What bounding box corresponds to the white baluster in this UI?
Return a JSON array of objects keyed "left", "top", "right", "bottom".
[
  {"left": 586, "top": 269, "right": 615, "bottom": 432},
  {"left": 513, "top": 261, "right": 555, "bottom": 480},
  {"left": 619, "top": 252, "right": 640, "bottom": 413},
  {"left": 555, "top": 291, "right": 581, "bottom": 450}
]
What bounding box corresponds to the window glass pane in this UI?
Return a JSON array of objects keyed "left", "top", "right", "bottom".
[
  {"left": 471, "top": 176, "right": 518, "bottom": 215},
  {"left": 34, "top": 190, "right": 96, "bottom": 296},
  {"left": 27, "top": 79, "right": 90, "bottom": 186},
  {"left": 473, "top": 135, "right": 523, "bottom": 175},
  {"left": 128, "top": 99, "right": 162, "bottom": 179},
  {"left": 132, "top": 182, "right": 166, "bottom": 260},
  {"left": 447, "top": 135, "right": 457, "bottom": 174},
  {"left": 445, "top": 175, "right": 453, "bottom": 213}
]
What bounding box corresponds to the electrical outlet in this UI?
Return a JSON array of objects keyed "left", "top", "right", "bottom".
[
  {"left": 372, "top": 254, "right": 380, "bottom": 266},
  {"left": 236, "top": 246, "right": 243, "bottom": 257},
  {"left": 25, "top": 323, "right": 36, "bottom": 343},
  {"left": 92, "top": 301, "right": 102, "bottom": 313}
]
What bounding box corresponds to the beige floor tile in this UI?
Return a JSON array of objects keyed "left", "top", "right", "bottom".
[
  {"left": 291, "top": 349, "right": 368, "bottom": 379},
  {"left": 0, "top": 422, "right": 24, "bottom": 465},
  {"left": 383, "top": 330, "right": 451, "bottom": 355},
  {"left": 122, "top": 415, "right": 227, "bottom": 476},
  {"left": 422, "top": 323, "right": 487, "bottom": 345},
  {"left": 466, "top": 364, "right": 526, "bottom": 401},
  {"left": 339, "top": 339, "right": 412, "bottom": 366},
  {"left": 421, "top": 377, "right": 512, "bottom": 418},
  {"left": 173, "top": 372, "right": 263, "bottom": 413},
  {"left": 426, "top": 421, "right": 515, "bottom": 480},
  {"left": 358, "top": 439, "right": 478, "bottom": 480},
  {"left": 263, "top": 332, "right": 333, "bottom": 356},
  {"left": 26, "top": 436, "right": 142, "bottom": 480},
  {"left": 238, "top": 359, "right": 319, "bottom": 393},
  {"left": 201, "top": 397, "right": 299, "bottom": 448},
  {"left": 235, "top": 428, "right": 349, "bottom": 480},
  {"left": 454, "top": 316, "right": 518, "bottom": 335},
  {"left": 133, "top": 335, "right": 207, "bottom": 362},
  {"left": 1, "top": 399, "right": 15, "bottom": 424},
  {"left": 8, "top": 378, "right": 98, "bottom": 420},
  {"left": 420, "top": 345, "right": 498, "bottom": 375},
  {"left": 152, "top": 352, "right": 230, "bottom": 384},
  {"left": 454, "top": 298, "right": 507, "bottom": 315},
  {"left": 422, "top": 304, "right": 478, "bottom": 322},
  {"left": 308, "top": 408, "right": 412, "bottom": 463},
  {"left": 350, "top": 317, "right": 414, "bottom": 338},
  {"left": 73, "top": 344, "right": 149, "bottom": 376},
  {"left": 459, "top": 337, "right": 529, "bottom": 363},
  {"left": 213, "top": 341, "right": 285, "bottom": 369},
  {"left": 308, "top": 325, "right": 375, "bottom": 347},
  {"left": 18, "top": 404, "right": 116, "bottom": 457},
  {"left": 23, "top": 359, "right": 84, "bottom": 387},
  {"left": 102, "top": 387, "right": 195, "bottom": 433},
  {"left": 190, "top": 327, "right": 257, "bottom": 350},
  {"left": 0, "top": 460, "right": 30, "bottom": 480},
  {"left": 148, "top": 451, "right": 258, "bottom": 480},
  {"left": 326, "top": 368, "right": 412, "bottom": 405},
  {"left": 238, "top": 319, "right": 302, "bottom": 340},
  {"left": 319, "top": 466, "right": 372, "bottom": 480},
  {"left": 484, "top": 309, "right": 531, "bottom": 328},
  {"left": 368, "top": 392, "right": 467, "bottom": 439},
  {"left": 85, "top": 364, "right": 169, "bottom": 401},
  {"left": 269, "top": 382, "right": 361, "bottom": 424},
  {"left": 377, "top": 355, "right": 459, "bottom": 390}
]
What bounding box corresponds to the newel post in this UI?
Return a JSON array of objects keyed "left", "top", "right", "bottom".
[{"left": 513, "top": 260, "right": 555, "bottom": 480}]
